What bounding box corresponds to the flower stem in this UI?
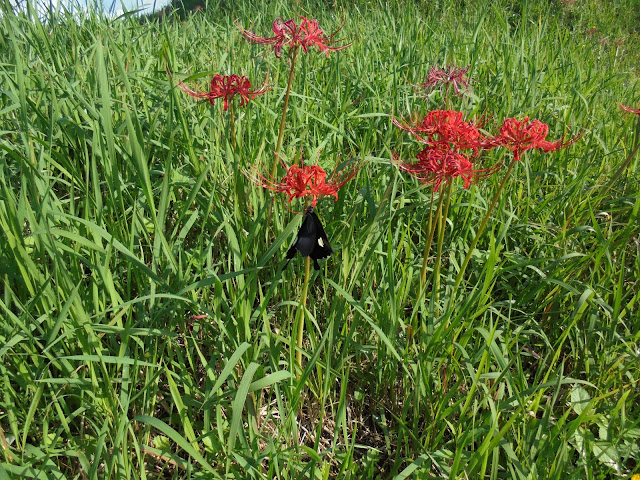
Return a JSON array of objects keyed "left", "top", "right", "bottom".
[
  {"left": 272, "top": 46, "right": 299, "bottom": 179},
  {"left": 419, "top": 189, "right": 436, "bottom": 288},
  {"left": 415, "top": 187, "right": 445, "bottom": 334},
  {"left": 414, "top": 187, "right": 446, "bottom": 337},
  {"left": 453, "top": 157, "right": 517, "bottom": 291},
  {"left": 602, "top": 138, "right": 640, "bottom": 194},
  {"left": 433, "top": 182, "right": 453, "bottom": 310},
  {"left": 574, "top": 121, "right": 639, "bottom": 228},
  {"left": 424, "top": 187, "right": 445, "bottom": 281},
  {"left": 229, "top": 100, "right": 236, "bottom": 152},
  {"left": 295, "top": 255, "right": 311, "bottom": 375}
]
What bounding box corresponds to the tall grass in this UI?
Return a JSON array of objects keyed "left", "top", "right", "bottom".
[{"left": 0, "top": 0, "right": 639, "bottom": 478}]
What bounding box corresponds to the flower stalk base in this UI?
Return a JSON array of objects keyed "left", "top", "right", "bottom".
[
  {"left": 272, "top": 47, "right": 299, "bottom": 180},
  {"left": 295, "top": 256, "right": 311, "bottom": 375}
]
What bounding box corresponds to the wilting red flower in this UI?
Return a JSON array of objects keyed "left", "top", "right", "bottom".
[
  {"left": 418, "top": 64, "right": 471, "bottom": 96},
  {"left": 249, "top": 160, "right": 358, "bottom": 207},
  {"left": 620, "top": 104, "right": 640, "bottom": 115},
  {"left": 393, "top": 110, "right": 486, "bottom": 152},
  {"left": 493, "top": 117, "right": 578, "bottom": 161},
  {"left": 238, "top": 16, "right": 351, "bottom": 58},
  {"left": 177, "top": 74, "right": 269, "bottom": 111},
  {"left": 240, "top": 18, "right": 302, "bottom": 58},
  {"left": 393, "top": 146, "right": 497, "bottom": 191}
]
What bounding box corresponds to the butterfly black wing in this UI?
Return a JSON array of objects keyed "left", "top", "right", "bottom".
[
  {"left": 286, "top": 208, "right": 316, "bottom": 261},
  {"left": 295, "top": 210, "right": 318, "bottom": 257},
  {"left": 308, "top": 211, "right": 332, "bottom": 270},
  {"left": 286, "top": 244, "right": 297, "bottom": 260},
  {"left": 285, "top": 207, "right": 333, "bottom": 270}
]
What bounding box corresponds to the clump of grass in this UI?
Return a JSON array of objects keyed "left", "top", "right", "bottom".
[{"left": 0, "top": 0, "right": 638, "bottom": 478}]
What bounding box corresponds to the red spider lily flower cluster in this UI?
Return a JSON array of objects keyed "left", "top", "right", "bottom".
[
  {"left": 239, "top": 16, "right": 351, "bottom": 58},
  {"left": 620, "top": 103, "right": 640, "bottom": 115},
  {"left": 394, "top": 148, "right": 488, "bottom": 192},
  {"left": 393, "top": 110, "right": 579, "bottom": 190},
  {"left": 177, "top": 74, "right": 269, "bottom": 111},
  {"left": 393, "top": 110, "right": 486, "bottom": 152},
  {"left": 250, "top": 160, "right": 358, "bottom": 207},
  {"left": 393, "top": 110, "right": 498, "bottom": 191},
  {"left": 493, "top": 117, "right": 578, "bottom": 161},
  {"left": 418, "top": 64, "right": 471, "bottom": 96}
]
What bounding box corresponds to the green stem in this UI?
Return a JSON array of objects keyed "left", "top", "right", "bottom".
[
  {"left": 602, "top": 138, "right": 640, "bottom": 195},
  {"left": 433, "top": 181, "right": 453, "bottom": 310},
  {"left": 272, "top": 46, "right": 299, "bottom": 179},
  {"left": 414, "top": 187, "right": 446, "bottom": 335},
  {"left": 425, "top": 187, "right": 445, "bottom": 282},
  {"left": 574, "top": 131, "right": 640, "bottom": 236},
  {"left": 295, "top": 255, "right": 311, "bottom": 374},
  {"left": 229, "top": 100, "right": 236, "bottom": 153},
  {"left": 453, "top": 157, "right": 517, "bottom": 292},
  {"left": 419, "top": 189, "right": 436, "bottom": 288},
  {"left": 230, "top": 101, "right": 244, "bottom": 212}
]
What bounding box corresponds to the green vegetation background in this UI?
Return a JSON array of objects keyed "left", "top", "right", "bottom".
[{"left": 0, "top": 0, "right": 639, "bottom": 478}]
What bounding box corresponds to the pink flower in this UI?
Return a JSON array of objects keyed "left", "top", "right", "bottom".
[
  {"left": 493, "top": 117, "right": 578, "bottom": 161},
  {"left": 419, "top": 64, "right": 471, "bottom": 96},
  {"left": 620, "top": 104, "right": 640, "bottom": 115},
  {"left": 177, "top": 74, "right": 269, "bottom": 111},
  {"left": 238, "top": 16, "right": 351, "bottom": 58},
  {"left": 249, "top": 160, "right": 358, "bottom": 207}
]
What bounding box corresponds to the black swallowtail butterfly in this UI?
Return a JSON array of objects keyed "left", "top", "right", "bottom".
[{"left": 286, "top": 206, "right": 333, "bottom": 270}]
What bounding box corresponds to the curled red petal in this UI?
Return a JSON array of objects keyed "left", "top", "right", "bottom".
[
  {"left": 620, "top": 103, "right": 640, "bottom": 115},
  {"left": 175, "top": 79, "right": 212, "bottom": 101}
]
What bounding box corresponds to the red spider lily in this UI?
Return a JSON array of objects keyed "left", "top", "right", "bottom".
[
  {"left": 238, "top": 16, "right": 351, "bottom": 58},
  {"left": 493, "top": 117, "right": 578, "bottom": 161},
  {"left": 240, "top": 18, "right": 303, "bottom": 58},
  {"left": 418, "top": 64, "right": 471, "bottom": 95},
  {"left": 298, "top": 16, "right": 349, "bottom": 56},
  {"left": 250, "top": 160, "right": 358, "bottom": 207},
  {"left": 177, "top": 74, "right": 269, "bottom": 111},
  {"left": 393, "top": 146, "right": 498, "bottom": 191},
  {"left": 393, "top": 110, "right": 487, "bottom": 152},
  {"left": 620, "top": 104, "right": 640, "bottom": 115}
]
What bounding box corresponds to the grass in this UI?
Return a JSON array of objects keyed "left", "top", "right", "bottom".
[{"left": 0, "top": 0, "right": 639, "bottom": 478}]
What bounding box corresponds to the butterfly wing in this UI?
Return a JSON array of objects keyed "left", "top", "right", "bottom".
[
  {"left": 285, "top": 208, "right": 333, "bottom": 270},
  {"left": 296, "top": 210, "right": 318, "bottom": 257},
  {"left": 286, "top": 208, "right": 317, "bottom": 260},
  {"left": 309, "top": 211, "right": 332, "bottom": 268}
]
